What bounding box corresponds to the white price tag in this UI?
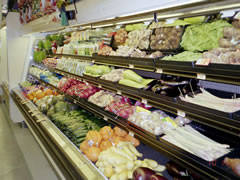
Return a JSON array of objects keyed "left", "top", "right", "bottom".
[
  {"left": 98, "top": 84, "right": 102, "bottom": 88},
  {"left": 221, "top": 10, "right": 236, "bottom": 18},
  {"left": 177, "top": 110, "right": 186, "bottom": 117},
  {"left": 129, "top": 64, "right": 134, "bottom": 69},
  {"left": 92, "top": 60, "right": 95, "bottom": 63},
  {"left": 103, "top": 116, "right": 108, "bottom": 121},
  {"left": 165, "top": 18, "right": 177, "bottom": 24},
  {"left": 156, "top": 68, "right": 163, "bottom": 73},
  {"left": 141, "top": 98, "right": 148, "bottom": 104},
  {"left": 144, "top": 21, "right": 151, "bottom": 26},
  {"left": 129, "top": 131, "right": 134, "bottom": 137},
  {"left": 197, "top": 73, "right": 206, "bottom": 80},
  {"left": 196, "top": 58, "right": 210, "bottom": 66},
  {"left": 117, "top": 90, "right": 122, "bottom": 95},
  {"left": 73, "top": 100, "right": 77, "bottom": 104}
]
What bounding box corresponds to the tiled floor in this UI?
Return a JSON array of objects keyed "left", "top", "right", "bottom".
[
  {"left": 0, "top": 106, "right": 33, "bottom": 180},
  {"left": 0, "top": 105, "right": 58, "bottom": 180}
]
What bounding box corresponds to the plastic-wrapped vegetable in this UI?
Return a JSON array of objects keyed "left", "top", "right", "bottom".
[
  {"left": 162, "top": 51, "right": 202, "bottom": 61},
  {"left": 181, "top": 20, "right": 232, "bottom": 52}
]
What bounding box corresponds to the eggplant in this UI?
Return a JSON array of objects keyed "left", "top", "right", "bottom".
[
  {"left": 150, "top": 174, "right": 168, "bottom": 180},
  {"left": 166, "top": 161, "right": 187, "bottom": 178},
  {"left": 133, "top": 167, "right": 156, "bottom": 180}
]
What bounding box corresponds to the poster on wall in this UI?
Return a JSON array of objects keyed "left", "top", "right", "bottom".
[{"left": 18, "top": 0, "right": 57, "bottom": 24}]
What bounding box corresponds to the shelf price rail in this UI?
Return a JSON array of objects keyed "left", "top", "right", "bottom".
[
  {"left": 30, "top": 74, "right": 236, "bottom": 180},
  {"left": 51, "top": 68, "right": 240, "bottom": 138}
]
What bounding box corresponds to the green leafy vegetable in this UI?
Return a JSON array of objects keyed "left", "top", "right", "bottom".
[
  {"left": 162, "top": 51, "right": 202, "bottom": 61},
  {"left": 38, "top": 40, "right": 44, "bottom": 50},
  {"left": 33, "top": 51, "right": 46, "bottom": 63},
  {"left": 44, "top": 39, "right": 52, "bottom": 50},
  {"left": 180, "top": 20, "right": 232, "bottom": 52}
]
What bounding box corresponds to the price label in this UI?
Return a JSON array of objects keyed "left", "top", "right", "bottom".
[
  {"left": 195, "top": 58, "right": 210, "bottom": 66},
  {"left": 92, "top": 60, "right": 95, "bottom": 63},
  {"left": 28, "top": 109, "right": 38, "bottom": 113},
  {"left": 165, "top": 18, "right": 177, "bottom": 24},
  {"left": 129, "top": 131, "right": 134, "bottom": 137},
  {"left": 141, "top": 98, "right": 148, "bottom": 104},
  {"left": 98, "top": 84, "right": 102, "bottom": 88},
  {"left": 36, "top": 119, "right": 45, "bottom": 123},
  {"left": 197, "top": 73, "right": 206, "bottom": 80},
  {"left": 117, "top": 90, "right": 122, "bottom": 95},
  {"left": 73, "top": 100, "right": 77, "bottom": 104},
  {"left": 221, "top": 10, "right": 236, "bottom": 18},
  {"left": 129, "top": 64, "right": 134, "bottom": 69},
  {"left": 177, "top": 110, "right": 186, "bottom": 117},
  {"left": 156, "top": 68, "right": 163, "bottom": 73},
  {"left": 103, "top": 116, "right": 108, "bottom": 121}
]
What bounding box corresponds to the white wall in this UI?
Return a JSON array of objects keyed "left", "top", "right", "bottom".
[
  {"left": 0, "top": 28, "right": 8, "bottom": 84},
  {"left": 72, "top": 0, "right": 197, "bottom": 24},
  {"left": 7, "top": 12, "right": 30, "bottom": 90}
]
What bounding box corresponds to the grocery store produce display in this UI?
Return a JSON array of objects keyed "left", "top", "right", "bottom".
[{"left": 13, "top": 8, "right": 240, "bottom": 180}]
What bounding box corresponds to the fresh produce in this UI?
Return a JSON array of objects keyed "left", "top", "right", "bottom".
[
  {"left": 29, "top": 67, "right": 61, "bottom": 87},
  {"left": 88, "top": 90, "right": 116, "bottom": 107},
  {"left": 109, "top": 45, "right": 163, "bottom": 58},
  {"left": 166, "top": 161, "right": 188, "bottom": 178},
  {"left": 84, "top": 147, "right": 101, "bottom": 162},
  {"left": 56, "top": 57, "right": 91, "bottom": 76},
  {"left": 129, "top": 107, "right": 191, "bottom": 135},
  {"left": 202, "top": 47, "right": 240, "bottom": 64},
  {"left": 125, "top": 23, "right": 145, "bottom": 32},
  {"left": 20, "top": 81, "right": 32, "bottom": 88},
  {"left": 51, "top": 109, "right": 107, "bottom": 146},
  {"left": 59, "top": 78, "right": 99, "bottom": 99},
  {"left": 114, "top": 29, "right": 128, "bottom": 45},
  {"left": 223, "top": 158, "right": 240, "bottom": 176},
  {"left": 161, "top": 51, "right": 202, "bottom": 62},
  {"left": 100, "top": 126, "right": 114, "bottom": 140},
  {"left": 35, "top": 94, "right": 64, "bottom": 113},
  {"left": 114, "top": 126, "right": 127, "bottom": 137},
  {"left": 33, "top": 51, "right": 46, "bottom": 63},
  {"left": 150, "top": 26, "right": 184, "bottom": 50},
  {"left": 123, "top": 70, "right": 143, "bottom": 83},
  {"left": 119, "top": 70, "right": 154, "bottom": 89},
  {"left": 105, "top": 98, "right": 135, "bottom": 119},
  {"left": 180, "top": 88, "right": 240, "bottom": 113},
  {"left": 126, "top": 29, "right": 152, "bottom": 49},
  {"left": 84, "top": 65, "right": 112, "bottom": 77},
  {"left": 80, "top": 126, "right": 140, "bottom": 163},
  {"left": 98, "top": 45, "right": 113, "bottom": 56},
  {"left": 163, "top": 125, "right": 230, "bottom": 161},
  {"left": 150, "top": 76, "right": 198, "bottom": 97},
  {"left": 100, "top": 69, "right": 125, "bottom": 82},
  {"left": 181, "top": 20, "right": 232, "bottom": 52},
  {"left": 43, "top": 58, "right": 58, "bottom": 69},
  {"left": 133, "top": 167, "right": 167, "bottom": 180},
  {"left": 184, "top": 16, "right": 205, "bottom": 24},
  {"left": 96, "top": 141, "right": 165, "bottom": 179}
]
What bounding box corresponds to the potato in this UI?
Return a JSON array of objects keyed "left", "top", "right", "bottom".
[{"left": 219, "top": 38, "right": 232, "bottom": 48}]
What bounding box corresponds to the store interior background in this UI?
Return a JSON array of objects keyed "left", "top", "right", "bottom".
[{"left": 0, "top": 0, "right": 240, "bottom": 179}]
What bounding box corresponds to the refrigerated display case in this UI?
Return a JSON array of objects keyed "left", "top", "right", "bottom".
[{"left": 6, "top": 1, "right": 240, "bottom": 180}]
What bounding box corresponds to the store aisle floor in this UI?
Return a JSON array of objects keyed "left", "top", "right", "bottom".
[{"left": 0, "top": 106, "right": 33, "bottom": 180}]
